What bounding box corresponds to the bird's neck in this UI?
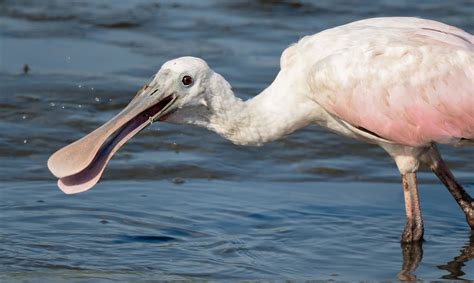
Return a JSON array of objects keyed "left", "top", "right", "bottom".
[{"left": 207, "top": 71, "right": 318, "bottom": 146}]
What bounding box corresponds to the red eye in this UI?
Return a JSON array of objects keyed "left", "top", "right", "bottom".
[{"left": 182, "top": 75, "right": 193, "bottom": 86}]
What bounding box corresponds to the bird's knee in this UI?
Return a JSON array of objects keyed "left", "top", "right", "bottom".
[{"left": 394, "top": 156, "right": 420, "bottom": 175}]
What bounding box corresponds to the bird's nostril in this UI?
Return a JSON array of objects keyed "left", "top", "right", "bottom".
[{"left": 149, "top": 89, "right": 159, "bottom": 96}]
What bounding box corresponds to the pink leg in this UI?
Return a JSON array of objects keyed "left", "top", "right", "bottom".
[
  {"left": 422, "top": 146, "right": 474, "bottom": 229},
  {"left": 401, "top": 172, "right": 424, "bottom": 243}
]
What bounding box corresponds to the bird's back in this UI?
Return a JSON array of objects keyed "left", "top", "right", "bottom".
[{"left": 285, "top": 17, "right": 474, "bottom": 147}]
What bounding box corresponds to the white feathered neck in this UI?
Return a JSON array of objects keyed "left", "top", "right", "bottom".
[{"left": 203, "top": 71, "right": 320, "bottom": 146}]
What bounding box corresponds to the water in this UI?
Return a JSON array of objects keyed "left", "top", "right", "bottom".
[{"left": 1, "top": 0, "right": 474, "bottom": 280}]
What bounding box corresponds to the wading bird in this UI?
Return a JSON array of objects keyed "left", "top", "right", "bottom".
[{"left": 48, "top": 17, "right": 474, "bottom": 243}]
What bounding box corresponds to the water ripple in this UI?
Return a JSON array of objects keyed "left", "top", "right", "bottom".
[{"left": 1, "top": 0, "right": 473, "bottom": 280}]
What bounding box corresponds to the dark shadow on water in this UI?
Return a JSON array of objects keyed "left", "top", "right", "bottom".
[
  {"left": 437, "top": 232, "right": 474, "bottom": 280},
  {"left": 398, "top": 241, "right": 423, "bottom": 281}
]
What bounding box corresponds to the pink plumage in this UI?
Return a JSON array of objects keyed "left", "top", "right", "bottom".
[{"left": 294, "top": 18, "right": 474, "bottom": 146}]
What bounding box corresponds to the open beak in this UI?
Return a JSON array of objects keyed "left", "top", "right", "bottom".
[{"left": 47, "top": 85, "right": 177, "bottom": 194}]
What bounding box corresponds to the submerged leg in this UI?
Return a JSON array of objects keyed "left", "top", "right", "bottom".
[
  {"left": 401, "top": 172, "right": 424, "bottom": 243},
  {"left": 421, "top": 146, "right": 474, "bottom": 229}
]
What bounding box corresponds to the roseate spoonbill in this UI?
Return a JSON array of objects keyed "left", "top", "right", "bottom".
[{"left": 48, "top": 17, "right": 474, "bottom": 243}]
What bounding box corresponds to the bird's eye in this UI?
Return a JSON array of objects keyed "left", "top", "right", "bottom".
[{"left": 181, "top": 75, "right": 193, "bottom": 86}]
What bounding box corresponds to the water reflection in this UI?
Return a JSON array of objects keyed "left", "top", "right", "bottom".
[
  {"left": 398, "top": 241, "right": 423, "bottom": 281},
  {"left": 438, "top": 232, "right": 474, "bottom": 280},
  {"left": 398, "top": 233, "right": 474, "bottom": 281}
]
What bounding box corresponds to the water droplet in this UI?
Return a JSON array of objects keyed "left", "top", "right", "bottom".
[
  {"left": 90, "top": 87, "right": 94, "bottom": 91},
  {"left": 50, "top": 102, "right": 56, "bottom": 107},
  {"left": 95, "top": 97, "right": 100, "bottom": 102},
  {"left": 78, "top": 84, "right": 82, "bottom": 88},
  {"left": 172, "top": 142, "right": 180, "bottom": 153},
  {"left": 22, "top": 115, "right": 27, "bottom": 119},
  {"left": 23, "top": 64, "right": 29, "bottom": 74},
  {"left": 78, "top": 104, "right": 82, "bottom": 108},
  {"left": 61, "top": 105, "right": 65, "bottom": 109},
  {"left": 23, "top": 139, "right": 27, "bottom": 144}
]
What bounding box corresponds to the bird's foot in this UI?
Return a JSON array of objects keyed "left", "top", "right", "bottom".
[{"left": 401, "top": 218, "right": 424, "bottom": 243}]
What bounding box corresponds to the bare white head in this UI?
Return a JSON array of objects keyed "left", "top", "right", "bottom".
[
  {"left": 145, "top": 57, "right": 238, "bottom": 126},
  {"left": 152, "top": 56, "right": 214, "bottom": 113},
  {"left": 47, "top": 56, "right": 240, "bottom": 194}
]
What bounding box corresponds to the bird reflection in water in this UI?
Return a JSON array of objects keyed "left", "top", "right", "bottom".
[
  {"left": 398, "top": 241, "right": 423, "bottom": 280},
  {"left": 438, "top": 233, "right": 474, "bottom": 280},
  {"left": 398, "top": 233, "right": 474, "bottom": 280}
]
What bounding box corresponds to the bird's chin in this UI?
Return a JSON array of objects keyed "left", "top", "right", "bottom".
[
  {"left": 157, "top": 104, "right": 211, "bottom": 126},
  {"left": 157, "top": 108, "right": 178, "bottom": 122},
  {"left": 48, "top": 95, "right": 175, "bottom": 194}
]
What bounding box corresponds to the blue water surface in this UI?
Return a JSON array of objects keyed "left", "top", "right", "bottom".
[{"left": 1, "top": 0, "right": 473, "bottom": 280}]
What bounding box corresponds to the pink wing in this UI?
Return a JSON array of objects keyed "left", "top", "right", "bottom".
[{"left": 307, "top": 19, "right": 474, "bottom": 147}]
